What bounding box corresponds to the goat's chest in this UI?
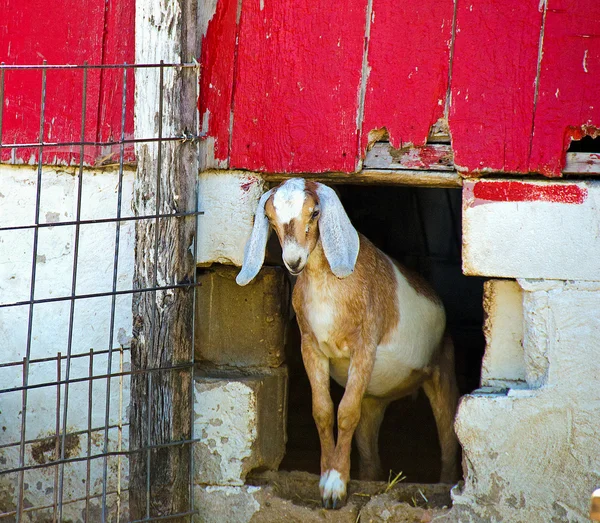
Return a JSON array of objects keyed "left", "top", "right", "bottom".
[{"left": 301, "top": 283, "right": 349, "bottom": 359}]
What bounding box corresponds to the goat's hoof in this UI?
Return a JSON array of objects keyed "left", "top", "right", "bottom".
[{"left": 319, "top": 469, "right": 347, "bottom": 510}]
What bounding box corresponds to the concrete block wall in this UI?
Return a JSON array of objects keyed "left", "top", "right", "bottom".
[
  {"left": 450, "top": 179, "right": 600, "bottom": 523},
  {"left": 194, "top": 171, "right": 290, "bottom": 520}
]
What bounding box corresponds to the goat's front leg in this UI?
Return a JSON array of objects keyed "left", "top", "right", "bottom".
[
  {"left": 300, "top": 337, "right": 336, "bottom": 483},
  {"left": 321, "top": 346, "right": 377, "bottom": 509}
]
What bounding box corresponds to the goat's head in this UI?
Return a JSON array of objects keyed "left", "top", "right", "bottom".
[{"left": 236, "top": 178, "right": 360, "bottom": 285}]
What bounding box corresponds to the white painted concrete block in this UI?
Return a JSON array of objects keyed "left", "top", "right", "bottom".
[
  {"left": 462, "top": 179, "right": 600, "bottom": 280},
  {"left": 452, "top": 280, "right": 600, "bottom": 523},
  {"left": 197, "top": 171, "right": 266, "bottom": 267},
  {"left": 480, "top": 279, "right": 525, "bottom": 388},
  {"left": 0, "top": 165, "right": 133, "bottom": 519},
  {"left": 193, "top": 367, "right": 287, "bottom": 486},
  {"left": 194, "top": 485, "right": 261, "bottom": 523}
]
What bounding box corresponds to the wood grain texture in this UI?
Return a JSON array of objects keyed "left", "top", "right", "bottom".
[
  {"left": 130, "top": 0, "right": 199, "bottom": 519},
  {"left": 229, "top": 0, "right": 367, "bottom": 173},
  {"left": 360, "top": 0, "right": 454, "bottom": 152},
  {"left": 449, "top": 0, "right": 542, "bottom": 174},
  {"left": 529, "top": 0, "right": 600, "bottom": 176},
  {"left": 261, "top": 169, "right": 462, "bottom": 188},
  {"left": 364, "top": 143, "right": 454, "bottom": 171}
]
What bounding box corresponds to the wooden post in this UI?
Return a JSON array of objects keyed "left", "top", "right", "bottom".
[{"left": 129, "top": 0, "right": 199, "bottom": 519}]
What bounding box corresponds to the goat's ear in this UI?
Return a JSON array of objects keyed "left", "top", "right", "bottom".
[
  {"left": 236, "top": 189, "right": 274, "bottom": 286},
  {"left": 315, "top": 183, "right": 359, "bottom": 278}
]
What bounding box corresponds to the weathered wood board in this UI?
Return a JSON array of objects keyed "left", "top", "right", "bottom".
[
  {"left": 360, "top": 0, "right": 454, "bottom": 152},
  {"left": 529, "top": 0, "right": 600, "bottom": 176},
  {"left": 448, "top": 0, "right": 542, "bottom": 174},
  {"left": 229, "top": 0, "right": 368, "bottom": 173}
]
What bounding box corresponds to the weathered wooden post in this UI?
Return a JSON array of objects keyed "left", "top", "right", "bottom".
[{"left": 129, "top": 0, "right": 199, "bottom": 519}]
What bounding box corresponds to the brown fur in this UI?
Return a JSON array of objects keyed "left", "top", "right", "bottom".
[
  {"left": 293, "top": 234, "right": 400, "bottom": 353},
  {"left": 393, "top": 260, "right": 443, "bottom": 305}
]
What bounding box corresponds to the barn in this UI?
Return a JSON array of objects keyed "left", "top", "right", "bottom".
[{"left": 1, "top": 0, "right": 599, "bottom": 521}]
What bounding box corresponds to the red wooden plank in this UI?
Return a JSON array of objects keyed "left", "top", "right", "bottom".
[
  {"left": 449, "top": 1, "right": 542, "bottom": 174},
  {"left": 361, "top": 0, "right": 453, "bottom": 153},
  {"left": 199, "top": 0, "right": 239, "bottom": 166},
  {"left": 229, "top": 0, "right": 367, "bottom": 173},
  {"left": 0, "top": 0, "right": 106, "bottom": 164},
  {"left": 98, "top": 0, "right": 136, "bottom": 164},
  {"left": 529, "top": 0, "right": 600, "bottom": 177}
]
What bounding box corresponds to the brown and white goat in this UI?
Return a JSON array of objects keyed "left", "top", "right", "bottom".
[{"left": 237, "top": 178, "right": 459, "bottom": 509}]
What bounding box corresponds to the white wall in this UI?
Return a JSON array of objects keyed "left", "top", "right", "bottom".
[{"left": 0, "top": 164, "right": 134, "bottom": 521}]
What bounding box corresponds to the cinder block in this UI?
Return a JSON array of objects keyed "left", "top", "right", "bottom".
[
  {"left": 197, "top": 170, "right": 266, "bottom": 266},
  {"left": 193, "top": 366, "right": 288, "bottom": 486},
  {"left": 452, "top": 280, "right": 600, "bottom": 523},
  {"left": 480, "top": 279, "right": 525, "bottom": 388},
  {"left": 196, "top": 265, "right": 289, "bottom": 367},
  {"left": 462, "top": 179, "right": 600, "bottom": 280},
  {"left": 194, "top": 485, "right": 262, "bottom": 523}
]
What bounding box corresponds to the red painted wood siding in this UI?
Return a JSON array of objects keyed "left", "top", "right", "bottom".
[
  {"left": 529, "top": 0, "right": 600, "bottom": 176},
  {"left": 3, "top": 0, "right": 598, "bottom": 175},
  {"left": 229, "top": 0, "right": 367, "bottom": 173},
  {"left": 0, "top": 0, "right": 135, "bottom": 165},
  {"left": 201, "top": 0, "right": 599, "bottom": 176},
  {"left": 449, "top": 0, "right": 542, "bottom": 174},
  {"left": 361, "top": 0, "right": 454, "bottom": 152}
]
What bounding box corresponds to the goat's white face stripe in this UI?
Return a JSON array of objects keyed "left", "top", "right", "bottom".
[{"left": 273, "top": 178, "right": 306, "bottom": 224}]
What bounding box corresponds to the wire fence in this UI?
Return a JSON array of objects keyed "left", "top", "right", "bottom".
[{"left": 0, "top": 62, "right": 200, "bottom": 522}]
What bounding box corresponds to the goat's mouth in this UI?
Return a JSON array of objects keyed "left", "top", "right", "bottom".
[{"left": 288, "top": 267, "right": 303, "bottom": 276}]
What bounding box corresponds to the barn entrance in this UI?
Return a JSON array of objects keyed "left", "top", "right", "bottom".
[{"left": 277, "top": 184, "right": 485, "bottom": 483}]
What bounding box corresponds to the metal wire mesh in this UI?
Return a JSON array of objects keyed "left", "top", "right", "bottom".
[{"left": 0, "top": 62, "right": 199, "bottom": 522}]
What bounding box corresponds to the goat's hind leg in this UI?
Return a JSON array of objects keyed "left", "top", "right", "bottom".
[
  {"left": 422, "top": 335, "right": 460, "bottom": 483},
  {"left": 355, "top": 396, "right": 389, "bottom": 481}
]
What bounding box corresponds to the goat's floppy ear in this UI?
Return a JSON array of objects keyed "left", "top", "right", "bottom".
[
  {"left": 315, "top": 183, "right": 359, "bottom": 278},
  {"left": 236, "top": 189, "right": 274, "bottom": 286}
]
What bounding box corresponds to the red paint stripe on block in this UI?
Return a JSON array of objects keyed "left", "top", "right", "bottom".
[{"left": 473, "top": 181, "right": 588, "bottom": 204}]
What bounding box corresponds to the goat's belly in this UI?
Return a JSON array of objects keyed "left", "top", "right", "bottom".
[
  {"left": 328, "top": 342, "right": 435, "bottom": 399},
  {"left": 366, "top": 345, "right": 427, "bottom": 397}
]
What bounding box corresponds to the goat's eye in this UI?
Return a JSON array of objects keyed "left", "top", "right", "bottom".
[{"left": 311, "top": 209, "right": 320, "bottom": 220}]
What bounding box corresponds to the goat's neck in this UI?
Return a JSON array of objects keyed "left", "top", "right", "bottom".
[{"left": 304, "top": 238, "right": 332, "bottom": 278}]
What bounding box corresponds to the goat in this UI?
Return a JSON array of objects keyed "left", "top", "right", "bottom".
[{"left": 237, "top": 178, "right": 459, "bottom": 509}]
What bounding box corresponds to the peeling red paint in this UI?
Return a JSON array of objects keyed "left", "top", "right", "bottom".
[
  {"left": 529, "top": 0, "right": 600, "bottom": 176},
  {"left": 1, "top": 0, "right": 135, "bottom": 165},
  {"left": 229, "top": 0, "right": 366, "bottom": 173},
  {"left": 389, "top": 144, "right": 453, "bottom": 170},
  {"left": 449, "top": 0, "right": 542, "bottom": 174},
  {"left": 360, "top": 0, "right": 453, "bottom": 153},
  {"left": 473, "top": 181, "right": 588, "bottom": 205},
  {"left": 199, "top": 0, "right": 238, "bottom": 163}
]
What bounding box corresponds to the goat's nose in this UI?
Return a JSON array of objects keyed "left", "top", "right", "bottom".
[{"left": 287, "top": 258, "right": 301, "bottom": 272}]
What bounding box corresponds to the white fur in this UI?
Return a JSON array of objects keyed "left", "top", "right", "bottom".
[
  {"left": 282, "top": 240, "right": 309, "bottom": 272},
  {"left": 365, "top": 259, "right": 445, "bottom": 396},
  {"left": 320, "top": 469, "right": 346, "bottom": 501},
  {"left": 273, "top": 178, "right": 306, "bottom": 224}
]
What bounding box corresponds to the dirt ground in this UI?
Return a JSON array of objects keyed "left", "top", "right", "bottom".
[{"left": 246, "top": 470, "right": 453, "bottom": 522}]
